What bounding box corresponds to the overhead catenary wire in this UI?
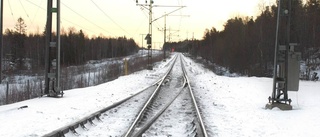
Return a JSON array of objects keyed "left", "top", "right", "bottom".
[
  {"left": 134, "top": 14, "right": 147, "bottom": 34},
  {"left": 19, "top": 0, "right": 35, "bottom": 31},
  {"left": 90, "top": 0, "right": 133, "bottom": 38},
  {"left": 136, "top": 1, "right": 167, "bottom": 34},
  {"left": 18, "top": 0, "right": 179, "bottom": 40},
  {"left": 23, "top": 0, "right": 95, "bottom": 33},
  {"left": 137, "top": 6, "right": 151, "bottom": 31},
  {"left": 133, "top": 4, "right": 154, "bottom": 43},
  {"left": 61, "top": 18, "right": 99, "bottom": 35},
  {"left": 178, "top": 0, "right": 182, "bottom": 36},
  {"left": 18, "top": 0, "right": 30, "bottom": 19},
  {"left": 25, "top": 0, "right": 45, "bottom": 10},
  {"left": 30, "top": 0, "right": 44, "bottom": 29},
  {"left": 153, "top": 14, "right": 163, "bottom": 31},
  {"left": 7, "top": 0, "right": 16, "bottom": 23},
  {"left": 61, "top": 1, "right": 115, "bottom": 36},
  {"left": 24, "top": 0, "right": 99, "bottom": 35}
]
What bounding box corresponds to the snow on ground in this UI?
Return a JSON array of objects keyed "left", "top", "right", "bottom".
[
  {"left": 0, "top": 55, "right": 173, "bottom": 137},
  {"left": 0, "top": 72, "right": 154, "bottom": 136},
  {"left": 183, "top": 55, "right": 320, "bottom": 137},
  {"left": 0, "top": 53, "right": 320, "bottom": 137}
]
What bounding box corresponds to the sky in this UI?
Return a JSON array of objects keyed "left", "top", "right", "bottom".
[{"left": 2, "top": 0, "right": 276, "bottom": 48}]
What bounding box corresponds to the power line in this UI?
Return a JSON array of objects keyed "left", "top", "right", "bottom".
[
  {"left": 153, "top": 14, "right": 163, "bottom": 31},
  {"left": 134, "top": 17, "right": 146, "bottom": 34},
  {"left": 140, "top": 6, "right": 149, "bottom": 19},
  {"left": 24, "top": 0, "right": 99, "bottom": 35},
  {"left": 134, "top": 5, "right": 153, "bottom": 35},
  {"left": 61, "top": 1, "right": 115, "bottom": 35},
  {"left": 90, "top": 0, "right": 132, "bottom": 37},
  {"left": 61, "top": 18, "right": 99, "bottom": 35},
  {"left": 135, "top": 2, "right": 160, "bottom": 32},
  {"left": 19, "top": 0, "right": 35, "bottom": 31},
  {"left": 25, "top": 0, "right": 45, "bottom": 10},
  {"left": 18, "top": 0, "right": 30, "bottom": 19},
  {"left": 7, "top": 0, "right": 15, "bottom": 22},
  {"left": 30, "top": 0, "right": 44, "bottom": 28},
  {"left": 177, "top": 0, "right": 182, "bottom": 32}
]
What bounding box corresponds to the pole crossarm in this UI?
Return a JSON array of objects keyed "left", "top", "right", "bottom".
[
  {"left": 136, "top": 4, "right": 149, "bottom": 10},
  {"left": 153, "top": 5, "right": 186, "bottom": 7},
  {"left": 168, "top": 15, "right": 190, "bottom": 17},
  {"left": 152, "top": 6, "right": 186, "bottom": 23},
  {"left": 136, "top": 0, "right": 187, "bottom": 69}
]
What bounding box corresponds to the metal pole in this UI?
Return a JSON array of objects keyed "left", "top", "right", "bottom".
[
  {"left": 163, "top": 14, "right": 166, "bottom": 60},
  {"left": 149, "top": 0, "right": 153, "bottom": 70},
  {"left": 272, "top": 0, "right": 281, "bottom": 102},
  {"left": 27, "top": 80, "right": 30, "bottom": 99},
  {"left": 6, "top": 82, "right": 8, "bottom": 104},
  {"left": 140, "top": 34, "right": 145, "bottom": 55},
  {"left": 56, "top": 0, "right": 61, "bottom": 93},
  {"left": 0, "top": 0, "right": 3, "bottom": 83},
  {"left": 284, "top": 0, "right": 292, "bottom": 101},
  {"left": 45, "top": 0, "right": 53, "bottom": 95}
]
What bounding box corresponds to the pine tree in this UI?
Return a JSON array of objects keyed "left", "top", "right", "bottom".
[
  {"left": 14, "top": 17, "right": 27, "bottom": 35},
  {"left": 13, "top": 17, "right": 27, "bottom": 70}
]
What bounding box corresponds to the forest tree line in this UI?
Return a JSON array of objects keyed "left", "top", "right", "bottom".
[
  {"left": 2, "top": 17, "right": 139, "bottom": 74},
  {"left": 166, "top": 0, "right": 320, "bottom": 77}
]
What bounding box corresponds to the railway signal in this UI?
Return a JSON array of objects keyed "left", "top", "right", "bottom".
[
  {"left": 136, "top": 0, "right": 154, "bottom": 70},
  {"left": 266, "top": 0, "right": 301, "bottom": 110},
  {"left": 136, "top": 0, "right": 186, "bottom": 69}
]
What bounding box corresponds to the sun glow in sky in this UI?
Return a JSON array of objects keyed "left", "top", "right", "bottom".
[{"left": 2, "top": 0, "right": 275, "bottom": 48}]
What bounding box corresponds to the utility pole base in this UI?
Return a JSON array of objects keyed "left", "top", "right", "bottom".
[
  {"left": 48, "top": 90, "right": 64, "bottom": 97},
  {"left": 265, "top": 102, "right": 292, "bottom": 110},
  {"left": 147, "top": 65, "right": 153, "bottom": 70}
]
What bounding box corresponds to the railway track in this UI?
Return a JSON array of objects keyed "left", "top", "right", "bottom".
[{"left": 44, "top": 54, "right": 208, "bottom": 137}]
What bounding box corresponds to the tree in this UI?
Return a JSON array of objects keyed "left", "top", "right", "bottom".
[
  {"left": 4, "top": 22, "right": 140, "bottom": 75},
  {"left": 13, "top": 17, "right": 27, "bottom": 70},
  {"left": 14, "top": 17, "right": 27, "bottom": 34}
]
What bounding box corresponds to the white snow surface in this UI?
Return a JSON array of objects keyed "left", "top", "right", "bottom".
[{"left": 0, "top": 53, "right": 320, "bottom": 137}]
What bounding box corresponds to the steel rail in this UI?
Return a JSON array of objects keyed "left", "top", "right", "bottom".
[
  {"left": 44, "top": 55, "right": 177, "bottom": 137},
  {"left": 128, "top": 55, "right": 187, "bottom": 137},
  {"left": 42, "top": 59, "right": 173, "bottom": 137},
  {"left": 129, "top": 54, "right": 209, "bottom": 136},
  {"left": 180, "top": 54, "right": 208, "bottom": 137},
  {"left": 131, "top": 78, "right": 187, "bottom": 137},
  {"left": 123, "top": 55, "right": 178, "bottom": 137}
]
